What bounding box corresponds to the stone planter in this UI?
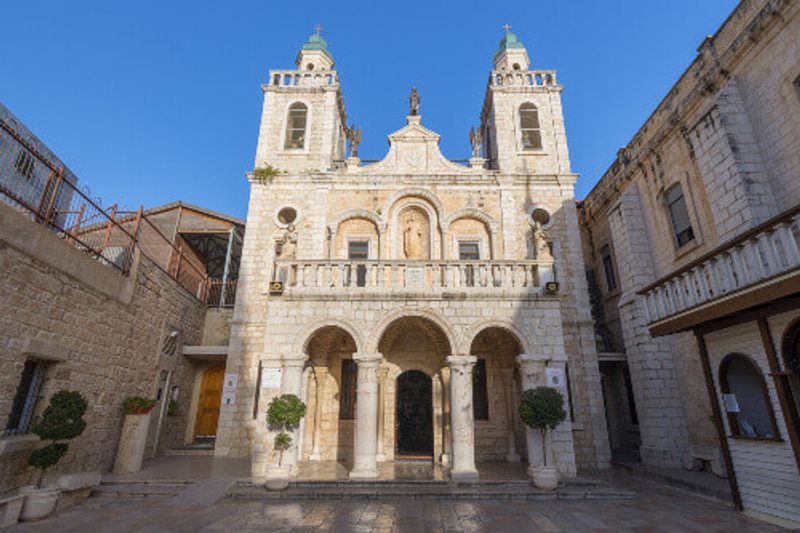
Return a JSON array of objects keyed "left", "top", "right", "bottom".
[
  {"left": 264, "top": 465, "right": 291, "bottom": 491},
  {"left": 18, "top": 486, "right": 60, "bottom": 521},
  {"left": 0, "top": 494, "right": 24, "bottom": 527},
  {"left": 531, "top": 466, "right": 559, "bottom": 491},
  {"left": 113, "top": 412, "right": 152, "bottom": 474}
]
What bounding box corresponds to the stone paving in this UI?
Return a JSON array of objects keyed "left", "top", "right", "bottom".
[{"left": 11, "top": 478, "right": 781, "bottom": 532}]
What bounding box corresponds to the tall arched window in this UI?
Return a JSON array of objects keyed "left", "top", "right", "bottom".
[
  {"left": 719, "top": 353, "right": 779, "bottom": 439},
  {"left": 519, "top": 103, "right": 542, "bottom": 150},
  {"left": 284, "top": 102, "right": 308, "bottom": 149}
]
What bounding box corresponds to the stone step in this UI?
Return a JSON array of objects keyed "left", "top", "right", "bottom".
[{"left": 92, "top": 480, "right": 194, "bottom": 499}]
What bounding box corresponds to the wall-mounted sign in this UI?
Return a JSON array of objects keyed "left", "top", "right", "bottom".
[
  {"left": 222, "top": 373, "right": 238, "bottom": 405},
  {"left": 545, "top": 367, "right": 565, "bottom": 389},
  {"left": 723, "top": 393, "right": 740, "bottom": 413},
  {"left": 269, "top": 281, "right": 284, "bottom": 295},
  {"left": 261, "top": 367, "right": 283, "bottom": 389}
]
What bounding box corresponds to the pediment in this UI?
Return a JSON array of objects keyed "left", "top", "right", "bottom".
[{"left": 348, "top": 116, "right": 475, "bottom": 176}]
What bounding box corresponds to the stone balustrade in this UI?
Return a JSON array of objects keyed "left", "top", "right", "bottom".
[
  {"left": 640, "top": 208, "right": 800, "bottom": 324},
  {"left": 489, "top": 69, "right": 558, "bottom": 88},
  {"left": 272, "top": 259, "right": 555, "bottom": 294},
  {"left": 268, "top": 69, "right": 338, "bottom": 88}
]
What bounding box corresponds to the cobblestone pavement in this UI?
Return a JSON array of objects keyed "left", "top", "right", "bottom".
[{"left": 11, "top": 479, "right": 782, "bottom": 532}]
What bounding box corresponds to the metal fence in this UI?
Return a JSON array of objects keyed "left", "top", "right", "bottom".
[{"left": 0, "top": 117, "right": 210, "bottom": 301}]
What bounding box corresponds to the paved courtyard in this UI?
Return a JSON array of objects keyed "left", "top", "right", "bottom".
[{"left": 11, "top": 478, "right": 781, "bottom": 532}]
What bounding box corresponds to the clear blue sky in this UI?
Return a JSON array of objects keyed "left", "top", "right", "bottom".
[{"left": 1, "top": 1, "right": 737, "bottom": 220}]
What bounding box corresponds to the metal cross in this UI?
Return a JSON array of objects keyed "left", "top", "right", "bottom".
[
  {"left": 314, "top": 24, "right": 323, "bottom": 35},
  {"left": 502, "top": 23, "right": 512, "bottom": 33}
]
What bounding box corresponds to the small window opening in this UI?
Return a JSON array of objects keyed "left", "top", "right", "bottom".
[
  {"left": 519, "top": 103, "right": 542, "bottom": 150},
  {"left": 665, "top": 184, "right": 695, "bottom": 247},
  {"left": 284, "top": 103, "right": 308, "bottom": 149}
]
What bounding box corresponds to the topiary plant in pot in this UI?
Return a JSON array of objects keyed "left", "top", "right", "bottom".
[
  {"left": 264, "top": 394, "right": 306, "bottom": 490},
  {"left": 20, "top": 390, "right": 87, "bottom": 521},
  {"left": 519, "top": 386, "right": 566, "bottom": 491}
]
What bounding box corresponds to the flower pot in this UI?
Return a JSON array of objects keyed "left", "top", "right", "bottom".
[
  {"left": 19, "top": 486, "right": 60, "bottom": 521},
  {"left": 264, "top": 466, "right": 291, "bottom": 491},
  {"left": 113, "top": 412, "right": 152, "bottom": 474},
  {"left": 0, "top": 494, "right": 25, "bottom": 527},
  {"left": 531, "top": 466, "right": 559, "bottom": 491}
]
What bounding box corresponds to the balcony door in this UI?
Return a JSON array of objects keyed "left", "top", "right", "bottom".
[{"left": 348, "top": 240, "right": 369, "bottom": 287}]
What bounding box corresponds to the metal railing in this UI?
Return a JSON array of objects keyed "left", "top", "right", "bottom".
[
  {"left": 639, "top": 205, "right": 800, "bottom": 324},
  {"left": 205, "top": 278, "right": 238, "bottom": 308},
  {"left": 0, "top": 117, "right": 212, "bottom": 301}
]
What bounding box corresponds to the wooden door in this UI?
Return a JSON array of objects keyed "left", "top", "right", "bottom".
[{"left": 194, "top": 364, "right": 225, "bottom": 438}]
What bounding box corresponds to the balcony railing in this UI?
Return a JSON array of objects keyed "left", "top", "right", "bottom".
[
  {"left": 268, "top": 70, "right": 338, "bottom": 88},
  {"left": 640, "top": 206, "right": 800, "bottom": 326},
  {"left": 489, "top": 69, "right": 557, "bottom": 88},
  {"left": 272, "top": 259, "right": 555, "bottom": 294}
]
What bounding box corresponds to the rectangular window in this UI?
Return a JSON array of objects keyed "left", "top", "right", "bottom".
[
  {"left": 284, "top": 104, "right": 308, "bottom": 149},
  {"left": 600, "top": 245, "right": 617, "bottom": 292},
  {"left": 519, "top": 104, "right": 542, "bottom": 150},
  {"left": 14, "top": 150, "right": 36, "bottom": 180},
  {"left": 473, "top": 359, "right": 489, "bottom": 421},
  {"left": 665, "top": 184, "right": 695, "bottom": 247},
  {"left": 339, "top": 359, "right": 357, "bottom": 420},
  {"left": 459, "top": 241, "right": 480, "bottom": 287},
  {"left": 348, "top": 240, "right": 369, "bottom": 287},
  {"left": 4, "top": 359, "right": 46, "bottom": 437}
]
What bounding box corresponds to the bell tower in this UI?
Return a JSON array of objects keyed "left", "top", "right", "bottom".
[
  {"left": 480, "top": 27, "right": 572, "bottom": 176},
  {"left": 254, "top": 28, "right": 347, "bottom": 174}
]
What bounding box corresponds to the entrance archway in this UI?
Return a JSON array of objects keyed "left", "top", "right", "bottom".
[{"left": 396, "top": 370, "right": 433, "bottom": 456}]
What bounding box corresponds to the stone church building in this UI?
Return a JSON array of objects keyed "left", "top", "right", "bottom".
[{"left": 215, "top": 30, "right": 612, "bottom": 481}]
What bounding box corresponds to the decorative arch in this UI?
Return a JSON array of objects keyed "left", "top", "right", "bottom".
[
  {"left": 444, "top": 208, "right": 499, "bottom": 260},
  {"left": 366, "top": 307, "right": 462, "bottom": 354},
  {"left": 295, "top": 318, "right": 366, "bottom": 358},
  {"left": 465, "top": 319, "right": 531, "bottom": 355},
  {"left": 382, "top": 188, "right": 445, "bottom": 225},
  {"left": 327, "top": 209, "right": 386, "bottom": 259},
  {"left": 387, "top": 194, "right": 444, "bottom": 260}
]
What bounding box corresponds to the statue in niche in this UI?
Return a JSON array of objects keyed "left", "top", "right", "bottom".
[
  {"left": 533, "top": 222, "right": 553, "bottom": 261},
  {"left": 345, "top": 122, "right": 362, "bottom": 158},
  {"left": 402, "top": 211, "right": 425, "bottom": 260},
  {"left": 469, "top": 126, "right": 482, "bottom": 158},
  {"left": 278, "top": 224, "right": 297, "bottom": 259},
  {"left": 409, "top": 87, "right": 420, "bottom": 116}
]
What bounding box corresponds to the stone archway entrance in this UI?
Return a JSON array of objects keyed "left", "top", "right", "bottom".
[{"left": 396, "top": 370, "right": 433, "bottom": 457}]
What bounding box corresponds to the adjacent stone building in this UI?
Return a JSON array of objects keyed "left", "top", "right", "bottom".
[
  {"left": 215, "top": 30, "right": 611, "bottom": 482},
  {"left": 581, "top": 0, "right": 800, "bottom": 526}
]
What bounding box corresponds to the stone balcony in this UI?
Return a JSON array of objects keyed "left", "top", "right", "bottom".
[
  {"left": 271, "top": 259, "right": 556, "bottom": 298},
  {"left": 640, "top": 206, "right": 800, "bottom": 336},
  {"left": 489, "top": 69, "right": 558, "bottom": 88},
  {"left": 267, "top": 69, "right": 338, "bottom": 88}
]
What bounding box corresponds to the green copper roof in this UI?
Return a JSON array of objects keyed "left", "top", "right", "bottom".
[
  {"left": 302, "top": 33, "right": 332, "bottom": 58},
  {"left": 494, "top": 31, "right": 526, "bottom": 57}
]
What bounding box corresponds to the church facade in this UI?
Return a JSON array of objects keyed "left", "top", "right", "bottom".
[{"left": 215, "top": 31, "right": 611, "bottom": 481}]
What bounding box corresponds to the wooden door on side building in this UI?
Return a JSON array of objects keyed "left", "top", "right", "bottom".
[{"left": 194, "top": 364, "right": 225, "bottom": 439}]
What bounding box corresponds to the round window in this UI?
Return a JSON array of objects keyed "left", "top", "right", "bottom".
[
  {"left": 530, "top": 208, "right": 551, "bottom": 227},
  {"left": 277, "top": 207, "right": 297, "bottom": 225}
]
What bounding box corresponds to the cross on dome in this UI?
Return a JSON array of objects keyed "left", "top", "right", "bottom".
[
  {"left": 502, "top": 23, "right": 512, "bottom": 33},
  {"left": 314, "top": 24, "right": 323, "bottom": 35}
]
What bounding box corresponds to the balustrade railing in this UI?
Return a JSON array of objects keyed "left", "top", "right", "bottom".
[
  {"left": 268, "top": 69, "right": 338, "bottom": 88},
  {"left": 272, "top": 259, "right": 555, "bottom": 293},
  {"left": 490, "top": 70, "right": 557, "bottom": 88},
  {"left": 640, "top": 207, "right": 800, "bottom": 323}
]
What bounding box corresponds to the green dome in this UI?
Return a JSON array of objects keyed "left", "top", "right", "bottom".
[
  {"left": 494, "top": 31, "right": 525, "bottom": 57},
  {"left": 302, "top": 33, "right": 330, "bottom": 53}
]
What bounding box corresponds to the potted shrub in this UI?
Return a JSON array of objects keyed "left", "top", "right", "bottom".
[
  {"left": 264, "top": 394, "right": 306, "bottom": 490},
  {"left": 113, "top": 396, "right": 156, "bottom": 474},
  {"left": 20, "top": 390, "right": 87, "bottom": 521},
  {"left": 519, "top": 386, "right": 566, "bottom": 491}
]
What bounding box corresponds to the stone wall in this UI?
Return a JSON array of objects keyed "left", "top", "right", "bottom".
[{"left": 0, "top": 203, "right": 205, "bottom": 492}]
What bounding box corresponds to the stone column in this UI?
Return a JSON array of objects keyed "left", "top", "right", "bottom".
[
  {"left": 309, "top": 366, "right": 328, "bottom": 461},
  {"left": 350, "top": 352, "right": 383, "bottom": 479},
  {"left": 280, "top": 357, "right": 306, "bottom": 475},
  {"left": 501, "top": 367, "right": 520, "bottom": 462},
  {"left": 517, "top": 354, "right": 547, "bottom": 477},
  {"left": 375, "top": 366, "right": 389, "bottom": 462},
  {"left": 447, "top": 355, "right": 479, "bottom": 482},
  {"left": 440, "top": 367, "right": 452, "bottom": 467}
]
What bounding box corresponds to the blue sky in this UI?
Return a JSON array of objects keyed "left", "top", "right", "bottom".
[{"left": 1, "top": 1, "right": 737, "bottom": 219}]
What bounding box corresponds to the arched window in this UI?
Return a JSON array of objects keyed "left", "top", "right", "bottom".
[
  {"left": 519, "top": 103, "right": 542, "bottom": 150},
  {"left": 719, "top": 354, "right": 779, "bottom": 439},
  {"left": 664, "top": 183, "right": 694, "bottom": 247},
  {"left": 284, "top": 102, "right": 308, "bottom": 149}
]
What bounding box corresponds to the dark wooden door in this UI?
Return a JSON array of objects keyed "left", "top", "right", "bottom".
[{"left": 395, "top": 370, "right": 433, "bottom": 456}]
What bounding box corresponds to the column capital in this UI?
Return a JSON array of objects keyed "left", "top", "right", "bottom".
[
  {"left": 446, "top": 355, "right": 477, "bottom": 368},
  {"left": 282, "top": 356, "right": 307, "bottom": 369},
  {"left": 353, "top": 352, "right": 383, "bottom": 366}
]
